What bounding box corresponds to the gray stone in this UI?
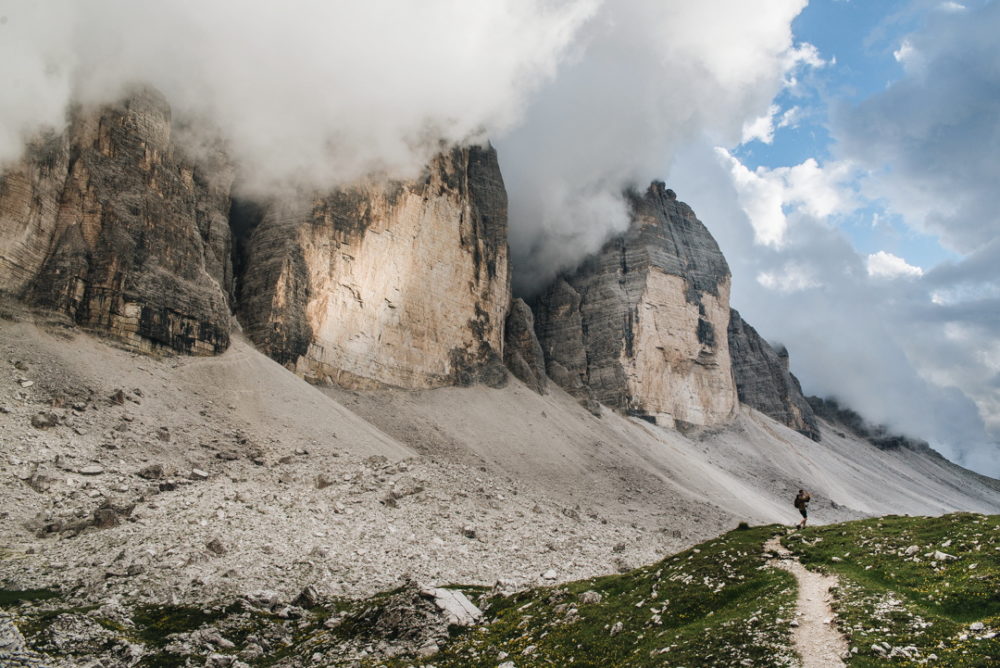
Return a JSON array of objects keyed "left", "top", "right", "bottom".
[
  {"left": 79, "top": 464, "right": 104, "bottom": 475},
  {"left": 30, "top": 412, "right": 59, "bottom": 429},
  {"left": 728, "top": 309, "right": 819, "bottom": 439},
  {"left": 137, "top": 464, "right": 164, "bottom": 480},
  {"left": 504, "top": 298, "right": 547, "bottom": 394},
  {"left": 1, "top": 87, "right": 234, "bottom": 355},
  {"left": 236, "top": 145, "right": 510, "bottom": 391},
  {"left": 532, "top": 181, "right": 736, "bottom": 425}
]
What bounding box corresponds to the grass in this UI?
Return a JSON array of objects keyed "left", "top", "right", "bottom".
[
  {"left": 364, "top": 524, "right": 799, "bottom": 667},
  {"left": 0, "top": 588, "right": 61, "bottom": 607},
  {"left": 783, "top": 513, "right": 999, "bottom": 666},
  {"left": 9, "top": 515, "right": 998, "bottom": 666}
]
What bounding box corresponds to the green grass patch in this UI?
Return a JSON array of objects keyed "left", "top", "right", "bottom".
[
  {"left": 783, "top": 513, "right": 1000, "bottom": 666},
  {"left": 369, "top": 524, "right": 798, "bottom": 667},
  {"left": 0, "top": 588, "right": 60, "bottom": 607}
]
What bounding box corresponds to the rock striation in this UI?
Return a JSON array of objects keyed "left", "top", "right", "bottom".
[
  {"left": 532, "top": 182, "right": 737, "bottom": 427},
  {"left": 0, "top": 89, "right": 234, "bottom": 354},
  {"left": 728, "top": 309, "right": 819, "bottom": 439},
  {"left": 236, "top": 145, "right": 511, "bottom": 389}
]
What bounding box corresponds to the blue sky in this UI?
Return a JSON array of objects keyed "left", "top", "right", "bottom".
[{"left": 733, "top": 0, "right": 978, "bottom": 271}]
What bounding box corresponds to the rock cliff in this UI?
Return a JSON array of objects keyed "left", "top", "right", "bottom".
[
  {"left": 728, "top": 309, "right": 819, "bottom": 439},
  {"left": 532, "top": 182, "right": 737, "bottom": 427},
  {"left": 236, "top": 145, "right": 511, "bottom": 389},
  {"left": 0, "top": 89, "right": 234, "bottom": 354},
  {"left": 504, "top": 298, "right": 547, "bottom": 394}
]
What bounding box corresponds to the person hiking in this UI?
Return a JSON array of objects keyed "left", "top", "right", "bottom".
[{"left": 794, "top": 489, "right": 811, "bottom": 528}]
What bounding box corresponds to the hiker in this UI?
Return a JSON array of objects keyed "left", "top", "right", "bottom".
[{"left": 794, "top": 489, "right": 811, "bottom": 528}]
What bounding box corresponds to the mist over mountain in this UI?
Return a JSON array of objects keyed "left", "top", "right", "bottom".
[{"left": 1, "top": 0, "right": 997, "bottom": 475}]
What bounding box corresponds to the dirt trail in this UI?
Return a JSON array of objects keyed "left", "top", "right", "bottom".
[{"left": 765, "top": 536, "right": 849, "bottom": 668}]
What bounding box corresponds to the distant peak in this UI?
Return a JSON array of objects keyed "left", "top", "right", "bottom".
[{"left": 646, "top": 180, "right": 676, "bottom": 201}]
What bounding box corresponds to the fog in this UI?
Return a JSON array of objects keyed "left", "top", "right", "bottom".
[{"left": 2, "top": 0, "right": 997, "bottom": 475}]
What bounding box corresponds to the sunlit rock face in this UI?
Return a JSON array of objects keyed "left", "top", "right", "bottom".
[
  {"left": 0, "top": 89, "right": 234, "bottom": 354},
  {"left": 728, "top": 309, "right": 820, "bottom": 440},
  {"left": 532, "top": 182, "right": 738, "bottom": 428},
  {"left": 237, "top": 145, "right": 511, "bottom": 389}
]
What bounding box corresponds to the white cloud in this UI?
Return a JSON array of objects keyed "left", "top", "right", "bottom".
[
  {"left": 777, "top": 105, "right": 803, "bottom": 129},
  {"left": 866, "top": 251, "right": 924, "bottom": 279},
  {"left": 499, "top": 0, "right": 810, "bottom": 290},
  {"left": 756, "top": 262, "right": 821, "bottom": 293},
  {"left": 939, "top": 2, "right": 967, "bottom": 12},
  {"left": 717, "top": 149, "right": 855, "bottom": 247},
  {"left": 741, "top": 104, "right": 780, "bottom": 144},
  {"left": 0, "top": 0, "right": 598, "bottom": 192},
  {"left": 893, "top": 39, "right": 916, "bottom": 63}
]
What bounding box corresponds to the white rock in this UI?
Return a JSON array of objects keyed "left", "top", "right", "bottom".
[
  {"left": 542, "top": 569, "right": 558, "bottom": 580},
  {"left": 79, "top": 465, "right": 104, "bottom": 475},
  {"left": 428, "top": 588, "right": 482, "bottom": 626},
  {"left": 904, "top": 545, "right": 919, "bottom": 555},
  {"left": 932, "top": 550, "right": 957, "bottom": 562},
  {"left": 191, "top": 469, "right": 210, "bottom": 480}
]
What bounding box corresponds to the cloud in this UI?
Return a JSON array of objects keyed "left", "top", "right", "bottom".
[
  {"left": 757, "top": 262, "right": 821, "bottom": 293},
  {"left": 497, "top": 0, "right": 810, "bottom": 291},
  {"left": 836, "top": 2, "right": 1000, "bottom": 254},
  {"left": 0, "top": 0, "right": 598, "bottom": 193},
  {"left": 1, "top": 0, "right": 814, "bottom": 292},
  {"left": 741, "top": 105, "right": 781, "bottom": 144},
  {"left": 893, "top": 39, "right": 916, "bottom": 62},
  {"left": 717, "top": 149, "right": 855, "bottom": 247},
  {"left": 867, "top": 251, "right": 924, "bottom": 279}
]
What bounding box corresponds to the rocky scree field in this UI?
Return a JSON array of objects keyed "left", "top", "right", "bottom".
[{"left": 1, "top": 524, "right": 800, "bottom": 667}]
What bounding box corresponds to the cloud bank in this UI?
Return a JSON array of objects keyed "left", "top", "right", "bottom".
[
  {"left": 496, "top": 0, "right": 809, "bottom": 290},
  {"left": 0, "top": 0, "right": 597, "bottom": 192},
  {"left": 2, "top": 1, "right": 996, "bottom": 475},
  {"left": 672, "top": 1, "right": 1000, "bottom": 476}
]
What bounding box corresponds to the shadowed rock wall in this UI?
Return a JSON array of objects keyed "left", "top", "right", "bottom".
[
  {"left": 0, "top": 89, "right": 234, "bottom": 354},
  {"left": 728, "top": 309, "right": 819, "bottom": 439}
]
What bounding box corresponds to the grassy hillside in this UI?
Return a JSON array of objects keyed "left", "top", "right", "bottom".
[
  {"left": 373, "top": 525, "right": 798, "bottom": 667},
  {"left": 4, "top": 515, "right": 996, "bottom": 666},
  {"left": 783, "top": 513, "right": 999, "bottom": 667}
]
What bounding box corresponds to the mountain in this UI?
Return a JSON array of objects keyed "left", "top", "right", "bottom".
[
  {"left": 0, "top": 88, "right": 233, "bottom": 355},
  {"left": 1, "top": 87, "right": 998, "bottom": 666},
  {"left": 234, "top": 145, "right": 510, "bottom": 389}
]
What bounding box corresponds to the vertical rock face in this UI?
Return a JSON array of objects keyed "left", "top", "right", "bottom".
[
  {"left": 504, "top": 298, "right": 547, "bottom": 394},
  {"left": 0, "top": 89, "right": 234, "bottom": 354},
  {"left": 237, "top": 144, "right": 511, "bottom": 389},
  {"left": 532, "top": 182, "right": 737, "bottom": 427},
  {"left": 728, "top": 309, "right": 820, "bottom": 439}
]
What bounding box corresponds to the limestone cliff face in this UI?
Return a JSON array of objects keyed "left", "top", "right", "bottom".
[
  {"left": 728, "top": 309, "right": 819, "bottom": 439},
  {"left": 532, "top": 182, "right": 737, "bottom": 427},
  {"left": 0, "top": 89, "right": 234, "bottom": 354},
  {"left": 504, "top": 298, "right": 547, "bottom": 394},
  {"left": 237, "top": 145, "right": 511, "bottom": 389}
]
